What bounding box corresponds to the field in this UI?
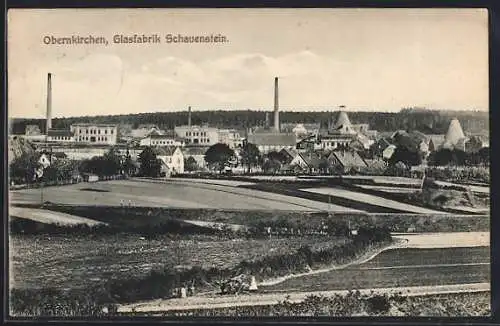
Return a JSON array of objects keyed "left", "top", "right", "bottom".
[
  {"left": 301, "top": 187, "right": 444, "bottom": 214},
  {"left": 10, "top": 234, "right": 349, "bottom": 290},
  {"left": 8, "top": 178, "right": 491, "bottom": 317},
  {"left": 263, "top": 246, "right": 490, "bottom": 292},
  {"left": 10, "top": 179, "right": 360, "bottom": 212}
]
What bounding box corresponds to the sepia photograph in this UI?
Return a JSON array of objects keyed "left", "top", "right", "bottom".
[{"left": 6, "top": 8, "right": 490, "bottom": 318}]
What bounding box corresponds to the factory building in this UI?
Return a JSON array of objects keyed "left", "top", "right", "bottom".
[{"left": 70, "top": 124, "right": 118, "bottom": 145}]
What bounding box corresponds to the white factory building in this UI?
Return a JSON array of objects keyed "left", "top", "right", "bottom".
[{"left": 70, "top": 123, "right": 118, "bottom": 145}]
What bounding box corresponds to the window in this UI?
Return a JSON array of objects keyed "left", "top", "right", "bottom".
[
  {"left": 86, "top": 130, "right": 88, "bottom": 134},
  {"left": 105, "top": 130, "right": 108, "bottom": 134},
  {"left": 98, "top": 130, "right": 101, "bottom": 135},
  {"left": 111, "top": 130, "right": 114, "bottom": 134},
  {"left": 186, "top": 132, "right": 189, "bottom": 136}
]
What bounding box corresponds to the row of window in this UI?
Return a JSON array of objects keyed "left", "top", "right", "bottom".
[
  {"left": 77, "top": 136, "right": 110, "bottom": 142},
  {"left": 79, "top": 129, "right": 114, "bottom": 135},
  {"left": 152, "top": 140, "right": 176, "bottom": 145},
  {"left": 186, "top": 131, "right": 207, "bottom": 137},
  {"left": 51, "top": 136, "right": 71, "bottom": 140},
  {"left": 322, "top": 141, "right": 348, "bottom": 147}
]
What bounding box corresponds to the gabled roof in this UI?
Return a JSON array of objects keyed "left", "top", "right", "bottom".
[
  {"left": 247, "top": 133, "right": 296, "bottom": 146},
  {"left": 280, "top": 147, "right": 298, "bottom": 159},
  {"left": 47, "top": 129, "right": 74, "bottom": 137},
  {"left": 298, "top": 151, "right": 323, "bottom": 168},
  {"left": 329, "top": 150, "right": 367, "bottom": 168}
]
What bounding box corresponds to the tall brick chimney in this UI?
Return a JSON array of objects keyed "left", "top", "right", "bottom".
[
  {"left": 274, "top": 77, "right": 279, "bottom": 133},
  {"left": 46, "top": 73, "right": 52, "bottom": 134}
]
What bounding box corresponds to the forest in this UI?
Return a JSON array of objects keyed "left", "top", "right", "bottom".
[{"left": 9, "top": 108, "right": 489, "bottom": 135}]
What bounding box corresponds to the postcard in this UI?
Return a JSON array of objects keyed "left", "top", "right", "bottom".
[{"left": 7, "top": 8, "right": 490, "bottom": 318}]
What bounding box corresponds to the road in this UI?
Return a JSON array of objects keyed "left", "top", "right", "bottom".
[{"left": 117, "top": 283, "right": 490, "bottom": 313}]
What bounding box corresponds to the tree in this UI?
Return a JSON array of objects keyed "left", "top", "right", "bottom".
[
  {"left": 184, "top": 156, "right": 199, "bottom": 172},
  {"left": 388, "top": 146, "right": 422, "bottom": 167},
  {"left": 318, "top": 157, "right": 330, "bottom": 174},
  {"left": 205, "top": 143, "right": 234, "bottom": 173},
  {"left": 266, "top": 151, "right": 287, "bottom": 164},
  {"left": 122, "top": 148, "right": 137, "bottom": 176},
  {"left": 262, "top": 159, "right": 281, "bottom": 174},
  {"left": 138, "top": 146, "right": 162, "bottom": 177},
  {"left": 428, "top": 148, "right": 467, "bottom": 166},
  {"left": 102, "top": 147, "right": 122, "bottom": 176},
  {"left": 240, "top": 142, "right": 261, "bottom": 174},
  {"left": 9, "top": 152, "right": 41, "bottom": 184}
]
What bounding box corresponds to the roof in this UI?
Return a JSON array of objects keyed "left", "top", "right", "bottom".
[
  {"left": 332, "top": 112, "right": 357, "bottom": 134},
  {"left": 364, "top": 159, "right": 387, "bottom": 169},
  {"left": 319, "top": 133, "right": 356, "bottom": 140},
  {"left": 247, "top": 133, "right": 296, "bottom": 146},
  {"left": 47, "top": 129, "right": 74, "bottom": 137},
  {"left": 182, "top": 147, "right": 209, "bottom": 156},
  {"left": 280, "top": 147, "right": 298, "bottom": 158},
  {"left": 71, "top": 123, "right": 117, "bottom": 127},
  {"left": 156, "top": 146, "right": 180, "bottom": 156},
  {"left": 329, "top": 150, "right": 367, "bottom": 168},
  {"left": 147, "top": 134, "right": 177, "bottom": 139},
  {"left": 148, "top": 128, "right": 165, "bottom": 136},
  {"left": 428, "top": 134, "right": 446, "bottom": 146},
  {"left": 445, "top": 118, "right": 466, "bottom": 145},
  {"left": 298, "top": 152, "right": 323, "bottom": 168}
]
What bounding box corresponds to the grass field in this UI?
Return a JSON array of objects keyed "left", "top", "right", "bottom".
[
  {"left": 10, "top": 179, "right": 360, "bottom": 212},
  {"left": 263, "top": 246, "right": 490, "bottom": 292},
  {"left": 10, "top": 234, "right": 349, "bottom": 290},
  {"left": 301, "top": 187, "right": 447, "bottom": 214}
]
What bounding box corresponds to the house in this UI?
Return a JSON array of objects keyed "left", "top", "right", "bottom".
[
  {"left": 181, "top": 147, "right": 209, "bottom": 170},
  {"left": 290, "top": 151, "right": 323, "bottom": 173},
  {"left": 296, "top": 135, "right": 317, "bottom": 152},
  {"left": 47, "top": 129, "right": 75, "bottom": 143},
  {"left": 218, "top": 129, "right": 245, "bottom": 149},
  {"left": 246, "top": 132, "right": 297, "bottom": 154},
  {"left": 327, "top": 150, "right": 368, "bottom": 173},
  {"left": 174, "top": 125, "right": 219, "bottom": 146},
  {"left": 279, "top": 147, "right": 299, "bottom": 164},
  {"left": 129, "top": 125, "right": 163, "bottom": 139},
  {"left": 281, "top": 123, "right": 321, "bottom": 137},
  {"left": 382, "top": 145, "right": 397, "bottom": 160},
  {"left": 317, "top": 111, "right": 358, "bottom": 151},
  {"left": 371, "top": 138, "right": 392, "bottom": 158},
  {"left": 140, "top": 134, "right": 184, "bottom": 147},
  {"left": 70, "top": 123, "right": 118, "bottom": 145},
  {"left": 156, "top": 146, "right": 184, "bottom": 175},
  {"left": 428, "top": 135, "right": 446, "bottom": 152}
]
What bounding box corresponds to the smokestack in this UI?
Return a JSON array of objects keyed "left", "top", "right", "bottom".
[
  {"left": 46, "top": 73, "right": 52, "bottom": 134},
  {"left": 274, "top": 77, "right": 279, "bottom": 133},
  {"left": 188, "top": 106, "right": 192, "bottom": 128}
]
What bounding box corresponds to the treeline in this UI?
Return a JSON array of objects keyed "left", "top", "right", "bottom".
[{"left": 10, "top": 109, "right": 489, "bottom": 134}]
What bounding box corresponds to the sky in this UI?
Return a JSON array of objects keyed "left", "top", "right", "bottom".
[{"left": 8, "top": 8, "right": 488, "bottom": 118}]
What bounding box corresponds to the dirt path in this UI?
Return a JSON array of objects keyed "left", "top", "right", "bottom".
[{"left": 117, "top": 283, "right": 490, "bottom": 313}]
